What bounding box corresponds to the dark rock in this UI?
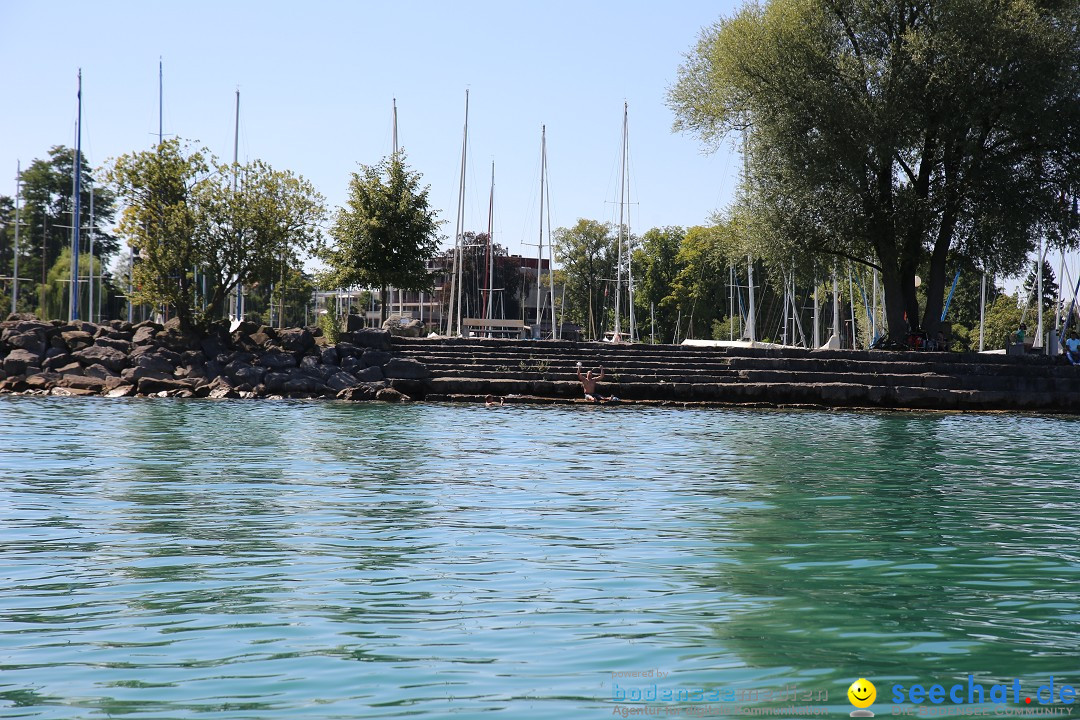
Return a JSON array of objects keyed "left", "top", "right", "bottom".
[
  {"left": 3, "top": 348, "right": 41, "bottom": 375},
  {"left": 42, "top": 353, "right": 74, "bottom": 371},
  {"left": 105, "top": 329, "right": 134, "bottom": 342},
  {"left": 200, "top": 334, "right": 227, "bottom": 359},
  {"left": 383, "top": 358, "right": 430, "bottom": 379},
  {"left": 341, "top": 356, "right": 362, "bottom": 373},
  {"left": 25, "top": 373, "right": 61, "bottom": 390},
  {"left": 55, "top": 362, "right": 83, "bottom": 375},
  {"left": 263, "top": 372, "right": 291, "bottom": 392},
  {"left": 95, "top": 336, "right": 133, "bottom": 353},
  {"left": 174, "top": 364, "right": 206, "bottom": 380},
  {"left": 5, "top": 312, "right": 38, "bottom": 323},
  {"left": 351, "top": 328, "right": 392, "bottom": 351},
  {"left": 282, "top": 377, "right": 325, "bottom": 394},
  {"left": 230, "top": 331, "right": 260, "bottom": 352},
  {"left": 84, "top": 363, "right": 118, "bottom": 380},
  {"left": 299, "top": 355, "right": 334, "bottom": 380},
  {"left": 58, "top": 375, "right": 106, "bottom": 392},
  {"left": 326, "top": 371, "right": 359, "bottom": 392},
  {"left": 361, "top": 349, "right": 392, "bottom": 368},
  {"left": 163, "top": 317, "right": 181, "bottom": 331},
  {"left": 249, "top": 329, "right": 274, "bottom": 347},
  {"left": 390, "top": 378, "right": 427, "bottom": 400},
  {"left": 320, "top": 346, "right": 339, "bottom": 366},
  {"left": 354, "top": 365, "right": 385, "bottom": 382},
  {"left": 180, "top": 350, "right": 206, "bottom": 366},
  {"left": 345, "top": 314, "right": 365, "bottom": 332},
  {"left": 376, "top": 387, "right": 409, "bottom": 402},
  {"left": 132, "top": 325, "right": 158, "bottom": 345},
  {"left": 234, "top": 320, "right": 260, "bottom": 336},
  {"left": 337, "top": 385, "right": 375, "bottom": 401},
  {"left": 335, "top": 341, "right": 359, "bottom": 358},
  {"left": 105, "top": 385, "right": 136, "bottom": 398},
  {"left": 120, "top": 366, "right": 173, "bottom": 384},
  {"left": 103, "top": 376, "right": 127, "bottom": 391},
  {"left": 155, "top": 330, "right": 191, "bottom": 351},
  {"left": 6, "top": 330, "right": 47, "bottom": 356},
  {"left": 258, "top": 352, "right": 297, "bottom": 370},
  {"left": 49, "top": 334, "right": 70, "bottom": 350},
  {"left": 137, "top": 377, "right": 192, "bottom": 395},
  {"left": 278, "top": 327, "right": 315, "bottom": 352},
  {"left": 134, "top": 353, "right": 176, "bottom": 374},
  {"left": 74, "top": 345, "right": 128, "bottom": 371},
  {"left": 234, "top": 365, "right": 267, "bottom": 386}
]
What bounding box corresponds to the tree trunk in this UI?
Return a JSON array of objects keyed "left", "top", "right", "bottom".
[{"left": 920, "top": 204, "right": 958, "bottom": 337}]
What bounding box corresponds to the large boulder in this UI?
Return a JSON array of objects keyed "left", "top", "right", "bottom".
[
  {"left": 376, "top": 387, "right": 409, "bottom": 402},
  {"left": 4, "top": 329, "right": 47, "bottom": 356},
  {"left": 278, "top": 327, "right": 314, "bottom": 352},
  {"left": 320, "top": 346, "right": 339, "bottom": 366},
  {"left": 351, "top": 328, "right": 392, "bottom": 351},
  {"left": 74, "top": 345, "right": 127, "bottom": 371},
  {"left": 134, "top": 353, "right": 177, "bottom": 374},
  {"left": 360, "top": 349, "right": 392, "bottom": 368},
  {"left": 137, "top": 377, "right": 192, "bottom": 395},
  {"left": 257, "top": 352, "right": 297, "bottom": 370},
  {"left": 3, "top": 348, "right": 41, "bottom": 375},
  {"left": 132, "top": 325, "right": 158, "bottom": 345},
  {"left": 299, "top": 355, "right": 334, "bottom": 380},
  {"left": 337, "top": 384, "right": 376, "bottom": 401},
  {"left": 383, "top": 358, "right": 430, "bottom": 379},
  {"left": 326, "top": 371, "right": 359, "bottom": 392},
  {"left": 282, "top": 376, "right": 325, "bottom": 394},
  {"left": 42, "top": 353, "right": 74, "bottom": 372},
  {"left": 233, "top": 365, "right": 267, "bottom": 386},
  {"left": 95, "top": 336, "right": 133, "bottom": 353},
  {"left": 263, "top": 372, "right": 291, "bottom": 392},
  {"left": 58, "top": 375, "right": 107, "bottom": 392},
  {"left": 61, "top": 330, "right": 95, "bottom": 352},
  {"left": 354, "top": 365, "right": 385, "bottom": 382},
  {"left": 83, "top": 363, "right": 119, "bottom": 380}
]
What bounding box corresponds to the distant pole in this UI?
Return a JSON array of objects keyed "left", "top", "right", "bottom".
[
  {"left": 729, "top": 264, "right": 734, "bottom": 341},
  {"left": 537, "top": 126, "right": 546, "bottom": 336},
  {"left": 615, "top": 105, "right": 626, "bottom": 340},
  {"left": 70, "top": 68, "right": 83, "bottom": 322},
  {"left": 484, "top": 161, "right": 494, "bottom": 326},
  {"left": 978, "top": 271, "right": 987, "bottom": 352},
  {"left": 813, "top": 280, "right": 820, "bottom": 348},
  {"left": 625, "top": 105, "right": 636, "bottom": 343},
  {"left": 650, "top": 302, "right": 655, "bottom": 345},
  {"left": 545, "top": 130, "right": 557, "bottom": 339},
  {"left": 127, "top": 243, "right": 134, "bottom": 323},
  {"left": 88, "top": 182, "right": 94, "bottom": 323},
  {"left": 871, "top": 268, "right": 878, "bottom": 343},
  {"left": 1036, "top": 236, "right": 1044, "bottom": 347},
  {"left": 392, "top": 98, "right": 398, "bottom": 155},
  {"left": 158, "top": 58, "right": 163, "bottom": 146},
  {"left": 447, "top": 90, "right": 468, "bottom": 336},
  {"left": 832, "top": 266, "right": 840, "bottom": 346},
  {"left": 848, "top": 266, "right": 857, "bottom": 349},
  {"left": 234, "top": 87, "right": 243, "bottom": 321},
  {"left": 11, "top": 161, "right": 20, "bottom": 315},
  {"left": 747, "top": 254, "right": 756, "bottom": 343}
]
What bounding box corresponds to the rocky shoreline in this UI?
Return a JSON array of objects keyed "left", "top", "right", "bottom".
[{"left": 0, "top": 314, "right": 430, "bottom": 401}]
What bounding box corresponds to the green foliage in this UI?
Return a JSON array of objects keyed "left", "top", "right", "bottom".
[
  {"left": 982, "top": 293, "right": 1024, "bottom": 351},
  {"left": 632, "top": 226, "right": 684, "bottom": 343},
  {"left": 40, "top": 248, "right": 105, "bottom": 321},
  {"left": 670, "top": 0, "right": 1080, "bottom": 344},
  {"left": 318, "top": 309, "right": 341, "bottom": 344},
  {"left": 320, "top": 152, "right": 442, "bottom": 321},
  {"left": 108, "top": 138, "right": 325, "bottom": 332},
  {"left": 553, "top": 219, "right": 616, "bottom": 340}
]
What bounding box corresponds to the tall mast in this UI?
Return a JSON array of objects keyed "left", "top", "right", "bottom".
[
  {"left": 70, "top": 69, "right": 83, "bottom": 322},
  {"left": 484, "top": 161, "right": 494, "bottom": 325},
  {"left": 159, "top": 58, "right": 163, "bottom": 146},
  {"left": 392, "top": 98, "right": 398, "bottom": 155},
  {"left": 234, "top": 87, "right": 244, "bottom": 321},
  {"left": 447, "top": 90, "right": 468, "bottom": 336},
  {"left": 11, "top": 161, "right": 20, "bottom": 315},
  {"left": 615, "top": 104, "right": 625, "bottom": 339},
  {"left": 88, "top": 183, "right": 94, "bottom": 323},
  {"left": 625, "top": 104, "right": 636, "bottom": 342},
  {"left": 545, "top": 130, "right": 557, "bottom": 339},
  {"left": 537, "top": 125, "right": 546, "bottom": 337}
]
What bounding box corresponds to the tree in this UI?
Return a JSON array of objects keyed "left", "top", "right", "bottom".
[
  {"left": 633, "top": 226, "right": 685, "bottom": 342},
  {"left": 553, "top": 219, "right": 616, "bottom": 340},
  {"left": 109, "top": 138, "right": 325, "bottom": 332},
  {"left": 320, "top": 152, "right": 442, "bottom": 322},
  {"left": 670, "top": 0, "right": 1080, "bottom": 344},
  {"left": 669, "top": 224, "right": 739, "bottom": 340},
  {"left": 433, "top": 233, "right": 522, "bottom": 323}
]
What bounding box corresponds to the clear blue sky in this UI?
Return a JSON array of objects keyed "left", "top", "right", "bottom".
[{"left": 0, "top": 0, "right": 742, "bottom": 266}]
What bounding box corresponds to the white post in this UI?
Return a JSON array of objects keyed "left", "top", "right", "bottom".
[
  {"left": 848, "top": 267, "right": 858, "bottom": 349},
  {"left": 978, "top": 272, "right": 987, "bottom": 352},
  {"left": 747, "top": 254, "right": 756, "bottom": 344},
  {"left": 1036, "top": 236, "right": 1044, "bottom": 348},
  {"left": 88, "top": 182, "right": 94, "bottom": 323},
  {"left": 813, "top": 279, "right": 820, "bottom": 348},
  {"left": 729, "top": 264, "right": 734, "bottom": 341}
]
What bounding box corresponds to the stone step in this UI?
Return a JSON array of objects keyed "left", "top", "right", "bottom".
[{"left": 423, "top": 368, "right": 741, "bottom": 383}]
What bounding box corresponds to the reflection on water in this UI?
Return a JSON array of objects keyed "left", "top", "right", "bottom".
[{"left": 1, "top": 398, "right": 1079, "bottom": 718}]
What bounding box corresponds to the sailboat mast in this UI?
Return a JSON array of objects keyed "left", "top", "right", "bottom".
[
  {"left": 485, "top": 161, "right": 494, "bottom": 325},
  {"left": 11, "top": 161, "right": 20, "bottom": 316},
  {"left": 545, "top": 131, "right": 557, "bottom": 340},
  {"left": 234, "top": 87, "right": 244, "bottom": 321},
  {"left": 625, "top": 104, "right": 636, "bottom": 342},
  {"left": 392, "top": 97, "right": 398, "bottom": 155},
  {"left": 615, "top": 104, "right": 625, "bottom": 340},
  {"left": 537, "top": 125, "right": 546, "bottom": 337},
  {"left": 88, "top": 183, "right": 94, "bottom": 323},
  {"left": 70, "top": 69, "right": 83, "bottom": 322},
  {"left": 447, "top": 90, "right": 468, "bottom": 336}
]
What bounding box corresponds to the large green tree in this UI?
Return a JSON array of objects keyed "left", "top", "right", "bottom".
[
  {"left": 554, "top": 219, "right": 616, "bottom": 340},
  {"left": 320, "top": 152, "right": 442, "bottom": 322},
  {"left": 109, "top": 138, "right": 325, "bottom": 332},
  {"left": 633, "top": 226, "right": 685, "bottom": 343},
  {"left": 670, "top": 0, "right": 1080, "bottom": 344}
]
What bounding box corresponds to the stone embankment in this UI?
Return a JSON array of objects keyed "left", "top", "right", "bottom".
[
  {"left": 392, "top": 336, "right": 1080, "bottom": 412},
  {"left": 2, "top": 315, "right": 1078, "bottom": 412},
  {"left": 0, "top": 315, "right": 428, "bottom": 402}
]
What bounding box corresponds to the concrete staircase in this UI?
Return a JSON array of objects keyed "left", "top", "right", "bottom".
[{"left": 391, "top": 337, "right": 1080, "bottom": 412}]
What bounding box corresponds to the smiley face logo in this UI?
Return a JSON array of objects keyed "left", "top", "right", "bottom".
[{"left": 848, "top": 678, "right": 877, "bottom": 717}]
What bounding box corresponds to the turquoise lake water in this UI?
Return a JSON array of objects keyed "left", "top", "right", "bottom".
[{"left": 2, "top": 398, "right": 1079, "bottom": 719}]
